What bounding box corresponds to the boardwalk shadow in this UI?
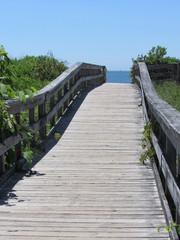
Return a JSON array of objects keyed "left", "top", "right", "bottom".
[{"left": 0, "top": 170, "right": 47, "bottom": 207}]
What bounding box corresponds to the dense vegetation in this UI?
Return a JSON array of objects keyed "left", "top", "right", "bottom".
[
  {"left": 5, "top": 52, "right": 68, "bottom": 91},
  {"left": 0, "top": 45, "right": 67, "bottom": 169}
]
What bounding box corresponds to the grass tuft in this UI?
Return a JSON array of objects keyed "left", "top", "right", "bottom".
[{"left": 153, "top": 81, "right": 180, "bottom": 112}]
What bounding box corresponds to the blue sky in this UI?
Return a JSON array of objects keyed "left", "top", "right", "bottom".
[{"left": 1, "top": 0, "right": 180, "bottom": 70}]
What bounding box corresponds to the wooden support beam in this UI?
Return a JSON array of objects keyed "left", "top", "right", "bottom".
[
  {"left": 0, "top": 155, "right": 5, "bottom": 174},
  {"left": 165, "top": 136, "right": 177, "bottom": 178},
  {"left": 14, "top": 114, "right": 22, "bottom": 171},
  {"left": 29, "top": 108, "right": 36, "bottom": 146},
  {"left": 29, "top": 108, "right": 35, "bottom": 124},
  {"left": 103, "top": 66, "right": 107, "bottom": 83},
  {"left": 38, "top": 103, "right": 46, "bottom": 139},
  {"left": 177, "top": 153, "right": 180, "bottom": 178},
  {"left": 63, "top": 82, "right": 69, "bottom": 112},
  {"left": 50, "top": 96, "right": 55, "bottom": 127},
  {"left": 57, "top": 89, "right": 63, "bottom": 119}
]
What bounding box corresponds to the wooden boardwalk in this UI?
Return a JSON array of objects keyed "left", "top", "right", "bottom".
[{"left": 0, "top": 83, "right": 169, "bottom": 239}]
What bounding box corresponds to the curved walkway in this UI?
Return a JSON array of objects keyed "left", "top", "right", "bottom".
[{"left": 0, "top": 83, "right": 169, "bottom": 239}]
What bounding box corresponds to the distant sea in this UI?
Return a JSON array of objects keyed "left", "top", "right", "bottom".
[{"left": 107, "top": 71, "right": 131, "bottom": 83}]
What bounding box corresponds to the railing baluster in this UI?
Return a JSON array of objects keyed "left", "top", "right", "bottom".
[
  {"left": 176, "top": 148, "right": 180, "bottom": 223},
  {"left": 178, "top": 153, "right": 180, "bottom": 178},
  {"left": 177, "top": 63, "right": 180, "bottom": 83},
  {"left": 29, "top": 108, "right": 36, "bottom": 146},
  {"left": 176, "top": 213, "right": 180, "bottom": 226},
  {"left": 0, "top": 155, "right": 5, "bottom": 174},
  {"left": 69, "top": 77, "right": 75, "bottom": 102},
  {"left": 80, "top": 70, "right": 86, "bottom": 90},
  {"left": 29, "top": 108, "right": 35, "bottom": 124},
  {"left": 57, "top": 89, "right": 63, "bottom": 119},
  {"left": 38, "top": 103, "right": 46, "bottom": 139},
  {"left": 165, "top": 136, "right": 177, "bottom": 177},
  {"left": 176, "top": 152, "right": 180, "bottom": 221},
  {"left": 15, "top": 114, "right": 22, "bottom": 170},
  {"left": 103, "top": 66, "right": 107, "bottom": 83},
  {"left": 50, "top": 96, "right": 55, "bottom": 127},
  {"left": 63, "top": 82, "right": 69, "bottom": 111}
]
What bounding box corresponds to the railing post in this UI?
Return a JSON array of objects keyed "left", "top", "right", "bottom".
[
  {"left": 29, "top": 108, "right": 35, "bottom": 124},
  {"left": 159, "top": 127, "right": 166, "bottom": 152},
  {"left": 103, "top": 66, "right": 107, "bottom": 83},
  {"left": 29, "top": 108, "right": 36, "bottom": 146},
  {"left": 69, "top": 77, "right": 75, "bottom": 103},
  {"left": 164, "top": 136, "right": 176, "bottom": 204},
  {"left": 38, "top": 103, "right": 46, "bottom": 139},
  {"left": 165, "top": 136, "right": 177, "bottom": 178},
  {"left": 63, "top": 82, "right": 69, "bottom": 112},
  {"left": 57, "top": 89, "right": 63, "bottom": 119},
  {"left": 0, "top": 155, "right": 5, "bottom": 174},
  {"left": 89, "top": 69, "right": 94, "bottom": 86},
  {"left": 176, "top": 63, "right": 180, "bottom": 83},
  {"left": 73, "top": 73, "right": 79, "bottom": 95},
  {"left": 15, "top": 114, "right": 22, "bottom": 170},
  {"left": 176, "top": 152, "right": 180, "bottom": 224},
  {"left": 50, "top": 96, "right": 55, "bottom": 127},
  {"left": 177, "top": 153, "right": 180, "bottom": 178},
  {"left": 81, "top": 71, "right": 87, "bottom": 90}
]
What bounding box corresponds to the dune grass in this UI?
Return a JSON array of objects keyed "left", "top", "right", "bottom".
[{"left": 153, "top": 81, "right": 180, "bottom": 112}]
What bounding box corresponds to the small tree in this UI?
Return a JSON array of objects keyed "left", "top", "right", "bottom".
[
  {"left": 132, "top": 45, "right": 180, "bottom": 65},
  {"left": 145, "top": 46, "right": 167, "bottom": 64}
]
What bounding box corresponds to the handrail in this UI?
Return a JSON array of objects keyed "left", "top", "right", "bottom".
[
  {"left": 5, "top": 62, "right": 105, "bottom": 114},
  {"left": 138, "top": 62, "right": 180, "bottom": 153},
  {"left": 137, "top": 62, "right": 180, "bottom": 153},
  {"left": 133, "top": 62, "right": 180, "bottom": 236},
  {"left": 0, "top": 62, "right": 106, "bottom": 177}
]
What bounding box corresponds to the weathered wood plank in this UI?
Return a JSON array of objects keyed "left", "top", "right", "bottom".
[{"left": 0, "top": 83, "right": 169, "bottom": 239}]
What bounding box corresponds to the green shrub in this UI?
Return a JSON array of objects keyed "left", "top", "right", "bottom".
[
  {"left": 0, "top": 45, "right": 68, "bottom": 170},
  {"left": 132, "top": 46, "right": 180, "bottom": 65},
  {"left": 8, "top": 52, "right": 68, "bottom": 91}
]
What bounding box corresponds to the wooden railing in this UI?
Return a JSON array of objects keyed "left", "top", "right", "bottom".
[
  {"left": 133, "top": 62, "right": 180, "bottom": 238},
  {"left": 134, "top": 63, "right": 180, "bottom": 84},
  {"left": 0, "top": 62, "right": 106, "bottom": 179}
]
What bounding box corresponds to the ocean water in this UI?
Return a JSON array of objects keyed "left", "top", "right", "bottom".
[{"left": 107, "top": 71, "right": 131, "bottom": 83}]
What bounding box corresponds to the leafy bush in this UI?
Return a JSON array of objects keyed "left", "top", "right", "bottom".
[
  {"left": 132, "top": 45, "right": 180, "bottom": 65},
  {"left": 140, "top": 121, "right": 155, "bottom": 164},
  {"left": 0, "top": 45, "right": 68, "bottom": 170},
  {"left": 0, "top": 45, "right": 37, "bottom": 168},
  {"left": 34, "top": 53, "right": 67, "bottom": 82},
  {"left": 0, "top": 46, "right": 17, "bottom": 99},
  {"left": 8, "top": 52, "right": 68, "bottom": 91}
]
